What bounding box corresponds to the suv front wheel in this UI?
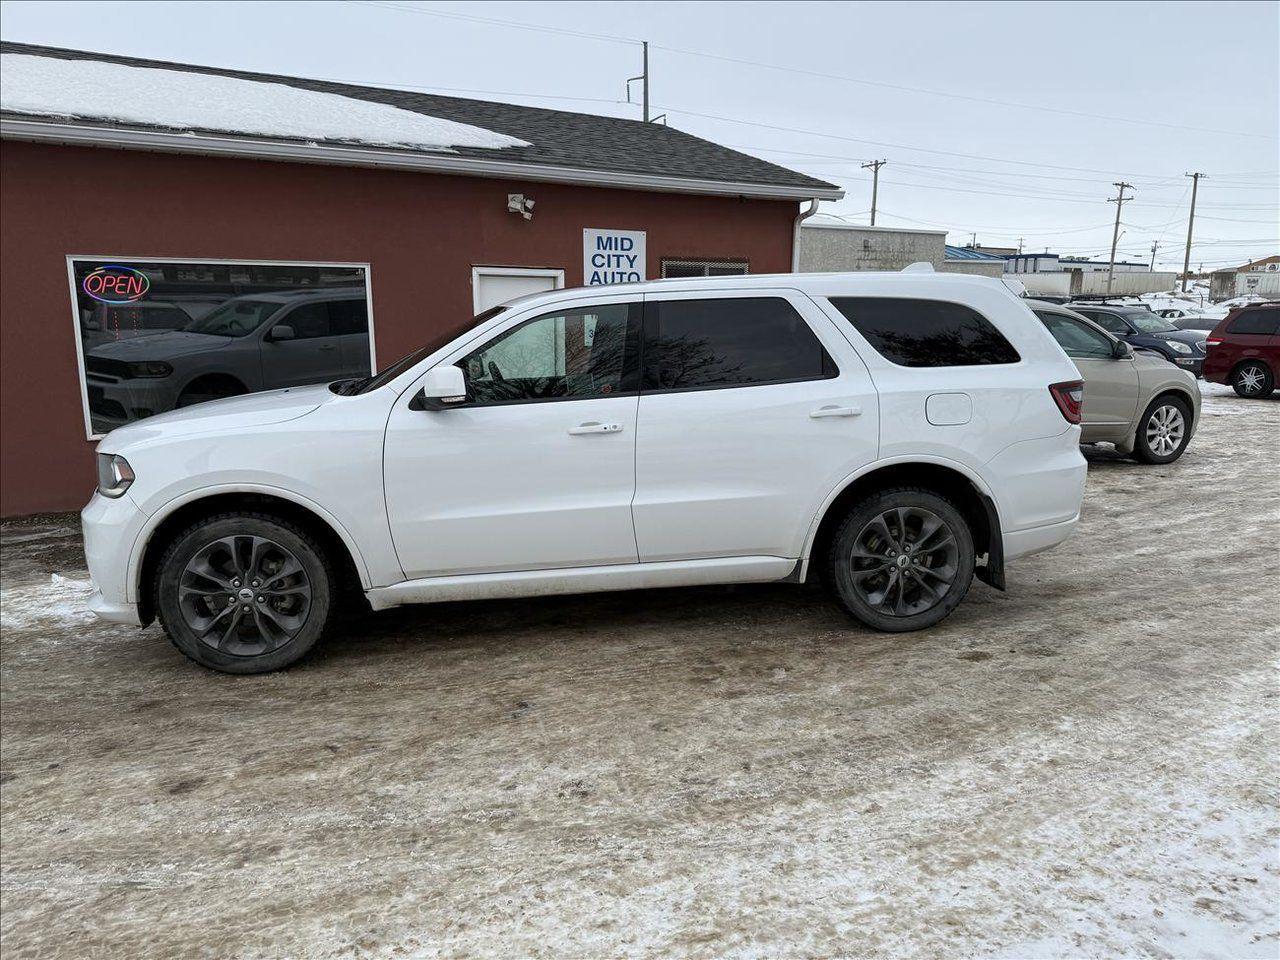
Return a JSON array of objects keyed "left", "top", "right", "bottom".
[
  {"left": 155, "top": 513, "right": 335, "bottom": 673},
  {"left": 1132, "top": 396, "right": 1192, "bottom": 464},
  {"left": 828, "top": 488, "right": 976, "bottom": 632}
]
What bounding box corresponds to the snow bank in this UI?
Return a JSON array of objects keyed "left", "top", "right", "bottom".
[
  {"left": 0, "top": 573, "right": 96, "bottom": 631},
  {"left": 0, "top": 54, "right": 529, "bottom": 153}
]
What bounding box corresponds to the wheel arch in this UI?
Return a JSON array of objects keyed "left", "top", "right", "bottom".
[
  {"left": 129, "top": 486, "right": 373, "bottom": 626},
  {"left": 176, "top": 372, "right": 250, "bottom": 403},
  {"left": 801, "top": 458, "right": 1004, "bottom": 590}
]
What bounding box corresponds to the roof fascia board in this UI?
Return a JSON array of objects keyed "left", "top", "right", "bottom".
[{"left": 0, "top": 118, "right": 845, "bottom": 201}]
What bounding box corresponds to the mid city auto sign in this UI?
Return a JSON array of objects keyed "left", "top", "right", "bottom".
[{"left": 583, "top": 228, "right": 646, "bottom": 285}]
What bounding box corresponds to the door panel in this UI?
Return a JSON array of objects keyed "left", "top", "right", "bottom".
[
  {"left": 1074, "top": 358, "right": 1139, "bottom": 440},
  {"left": 260, "top": 302, "right": 347, "bottom": 388},
  {"left": 384, "top": 298, "right": 641, "bottom": 580},
  {"left": 632, "top": 291, "right": 879, "bottom": 562}
]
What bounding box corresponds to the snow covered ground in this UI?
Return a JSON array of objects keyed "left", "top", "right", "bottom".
[
  {"left": 0, "top": 53, "right": 529, "bottom": 152},
  {"left": 2, "top": 385, "right": 1277, "bottom": 958}
]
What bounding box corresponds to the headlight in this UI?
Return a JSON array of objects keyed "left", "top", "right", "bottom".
[
  {"left": 126, "top": 361, "right": 173, "bottom": 378},
  {"left": 1165, "top": 341, "right": 1192, "bottom": 355},
  {"left": 96, "top": 453, "right": 135, "bottom": 498}
]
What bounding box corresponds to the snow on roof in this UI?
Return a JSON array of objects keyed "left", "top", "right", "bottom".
[{"left": 0, "top": 53, "right": 529, "bottom": 153}]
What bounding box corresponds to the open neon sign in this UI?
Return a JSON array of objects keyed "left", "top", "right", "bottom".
[{"left": 83, "top": 265, "right": 151, "bottom": 304}]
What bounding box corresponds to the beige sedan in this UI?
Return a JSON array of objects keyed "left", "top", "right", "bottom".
[{"left": 1029, "top": 300, "right": 1201, "bottom": 464}]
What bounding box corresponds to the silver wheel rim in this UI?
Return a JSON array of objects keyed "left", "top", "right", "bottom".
[
  {"left": 1145, "top": 404, "right": 1186, "bottom": 457},
  {"left": 1238, "top": 365, "right": 1265, "bottom": 394},
  {"left": 850, "top": 506, "right": 958, "bottom": 617},
  {"left": 179, "top": 535, "right": 312, "bottom": 656}
]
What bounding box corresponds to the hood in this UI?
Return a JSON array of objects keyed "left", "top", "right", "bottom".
[
  {"left": 98, "top": 382, "right": 334, "bottom": 449},
  {"left": 88, "top": 330, "right": 233, "bottom": 361}
]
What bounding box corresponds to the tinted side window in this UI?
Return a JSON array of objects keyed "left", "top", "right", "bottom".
[
  {"left": 1035, "top": 311, "right": 1114, "bottom": 360},
  {"left": 462, "top": 303, "right": 640, "bottom": 404},
  {"left": 329, "top": 299, "right": 369, "bottom": 335},
  {"left": 281, "top": 303, "right": 331, "bottom": 340},
  {"left": 1228, "top": 307, "right": 1279, "bottom": 336},
  {"left": 830, "top": 297, "right": 1019, "bottom": 367},
  {"left": 643, "top": 297, "right": 836, "bottom": 391}
]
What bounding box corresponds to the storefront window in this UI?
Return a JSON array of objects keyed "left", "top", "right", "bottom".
[{"left": 69, "top": 258, "right": 373, "bottom": 436}]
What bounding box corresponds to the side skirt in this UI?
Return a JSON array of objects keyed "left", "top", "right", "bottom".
[{"left": 366, "top": 556, "right": 797, "bottom": 611}]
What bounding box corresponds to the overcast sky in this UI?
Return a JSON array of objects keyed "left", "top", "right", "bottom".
[{"left": 2, "top": 0, "right": 1276, "bottom": 269}]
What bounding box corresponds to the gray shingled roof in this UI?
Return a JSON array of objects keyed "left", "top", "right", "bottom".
[{"left": 0, "top": 41, "right": 840, "bottom": 199}]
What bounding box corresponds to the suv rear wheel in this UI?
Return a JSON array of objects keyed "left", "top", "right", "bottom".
[
  {"left": 827, "top": 488, "right": 975, "bottom": 633},
  {"left": 1232, "top": 361, "right": 1273, "bottom": 398},
  {"left": 1132, "top": 395, "right": 1192, "bottom": 464},
  {"left": 155, "top": 513, "right": 334, "bottom": 673}
]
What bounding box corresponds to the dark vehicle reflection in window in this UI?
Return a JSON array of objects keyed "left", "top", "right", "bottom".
[
  {"left": 81, "top": 302, "right": 196, "bottom": 349},
  {"left": 72, "top": 258, "right": 372, "bottom": 435}
]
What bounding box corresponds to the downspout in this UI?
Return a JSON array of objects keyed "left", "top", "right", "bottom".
[{"left": 791, "top": 198, "right": 820, "bottom": 273}]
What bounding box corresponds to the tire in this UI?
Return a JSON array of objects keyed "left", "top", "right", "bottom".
[
  {"left": 1231, "top": 360, "right": 1274, "bottom": 398},
  {"left": 155, "top": 512, "right": 334, "bottom": 674},
  {"left": 827, "top": 487, "right": 975, "bottom": 633},
  {"left": 1132, "top": 395, "right": 1192, "bottom": 464}
]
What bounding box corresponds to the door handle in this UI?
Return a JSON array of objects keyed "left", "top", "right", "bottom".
[
  {"left": 318, "top": 344, "right": 337, "bottom": 352},
  {"left": 809, "top": 405, "right": 861, "bottom": 418},
  {"left": 568, "top": 421, "right": 623, "bottom": 435}
]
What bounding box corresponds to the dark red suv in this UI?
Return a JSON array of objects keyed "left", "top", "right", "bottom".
[{"left": 1203, "top": 303, "right": 1280, "bottom": 397}]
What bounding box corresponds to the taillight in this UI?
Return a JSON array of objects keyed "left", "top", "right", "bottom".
[
  {"left": 1206, "top": 336, "right": 1223, "bottom": 345},
  {"left": 1049, "top": 380, "right": 1084, "bottom": 424}
]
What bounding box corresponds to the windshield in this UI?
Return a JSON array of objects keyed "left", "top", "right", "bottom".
[
  {"left": 1126, "top": 312, "right": 1179, "bottom": 334},
  {"left": 347, "top": 305, "right": 508, "bottom": 395},
  {"left": 184, "top": 299, "right": 281, "bottom": 338}
]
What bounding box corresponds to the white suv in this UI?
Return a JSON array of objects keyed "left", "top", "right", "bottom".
[{"left": 82, "top": 271, "right": 1088, "bottom": 673}]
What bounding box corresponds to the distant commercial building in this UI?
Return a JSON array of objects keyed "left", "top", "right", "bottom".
[
  {"left": 797, "top": 219, "right": 946, "bottom": 272},
  {"left": 939, "top": 245, "right": 1005, "bottom": 278},
  {"left": 1210, "top": 255, "right": 1280, "bottom": 301}
]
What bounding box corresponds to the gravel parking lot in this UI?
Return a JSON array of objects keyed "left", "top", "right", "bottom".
[{"left": 2, "top": 383, "right": 1277, "bottom": 959}]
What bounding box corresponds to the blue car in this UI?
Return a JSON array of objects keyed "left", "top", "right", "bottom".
[{"left": 1068, "top": 303, "right": 1207, "bottom": 377}]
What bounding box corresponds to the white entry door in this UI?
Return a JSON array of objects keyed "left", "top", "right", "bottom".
[{"left": 472, "top": 267, "right": 564, "bottom": 313}]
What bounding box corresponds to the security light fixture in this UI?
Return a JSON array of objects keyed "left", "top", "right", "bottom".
[{"left": 507, "top": 193, "right": 535, "bottom": 220}]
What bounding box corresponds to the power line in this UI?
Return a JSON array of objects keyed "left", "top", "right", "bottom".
[
  {"left": 346, "top": 0, "right": 640, "bottom": 45},
  {"left": 346, "top": 0, "right": 1274, "bottom": 141},
  {"left": 649, "top": 44, "right": 1274, "bottom": 143}
]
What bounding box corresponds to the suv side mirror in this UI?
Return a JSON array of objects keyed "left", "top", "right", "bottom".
[
  {"left": 267, "top": 324, "right": 295, "bottom": 342},
  {"left": 414, "top": 365, "right": 468, "bottom": 410},
  {"left": 1113, "top": 340, "right": 1133, "bottom": 359}
]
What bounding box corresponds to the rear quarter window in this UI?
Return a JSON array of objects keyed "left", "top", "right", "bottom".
[
  {"left": 828, "top": 297, "right": 1020, "bottom": 367},
  {"left": 1227, "top": 307, "right": 1279, "bottom": 336}
]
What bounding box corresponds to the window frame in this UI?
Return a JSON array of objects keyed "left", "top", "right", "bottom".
[
  {"left": 828, "top": 295, "right": 1022, "bottom": 369},
  {"left": 65, "top": 255, "right": 377, "bottom": 441},
  {"left": 640, "top": 295, "right": 839, "bottom": 396},
  {"left": 448, "top": 301, "right": 643, "bottom": 408},
  {"left": 1034, "top": 310, "right": 1121, "bottom": 361}
]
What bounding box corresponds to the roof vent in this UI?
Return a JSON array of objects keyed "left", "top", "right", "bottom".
[{"left": 902, "top": 262, "right": 935, "bottom": 273}]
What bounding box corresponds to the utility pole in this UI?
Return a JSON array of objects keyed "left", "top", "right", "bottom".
[
  {"left": 861, "top": 159, "right": 886, "bottom": 226},
  {"left": 1106, "top": 181, "right": 1134, "bottom": 294},
  {"left": 1017, "top": 237, "right": 1024, "bottom": 254},
  {"left": 626, "top": 41, "right": 650, "bottom": 122},
  {"left": 970, "top": 231, "right": 978, "bottom": 248},
  {"left": 642, "top": 41, "right": 649, "bottom": 122},
  {"left": 1182, "top": 172, "right": 1205, "bottom": 292},
  {"left": 1149, "top": 241, "right": 1159, "bottom": 271}
]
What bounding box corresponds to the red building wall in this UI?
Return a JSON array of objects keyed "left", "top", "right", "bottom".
[{"left": 0, "top": 141, "right": 798, "bottom": 516}]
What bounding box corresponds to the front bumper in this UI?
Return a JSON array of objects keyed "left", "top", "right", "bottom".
[
  {"left": 1171, "top": 356, "right": 1204, "bottom": 378},
  {"left": 81, "top": 490, "right": 148, "bottom": 624}
]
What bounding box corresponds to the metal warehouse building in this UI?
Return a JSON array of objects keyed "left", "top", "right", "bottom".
[{"left": 0, "top": 42, "right": 841, "bottom": 516}]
